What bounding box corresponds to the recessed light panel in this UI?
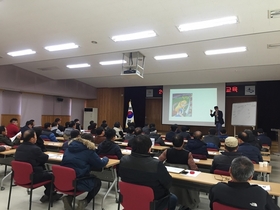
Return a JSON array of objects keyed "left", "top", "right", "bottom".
[
  {"left": 178, "top": 16, "right": 238, "bottom": 32},
  {"left": 154, "top": 53, "right": 188, "bottom": 60},
  {"left": 45, "top": 43, "right": 79, "bottom": 51},
  {"left": 7, "top": 49, "right": 36, "bottom": 57},
  {"left": 99, "top": 60, "right": 127, "bottom": 65},
  {"left": 205, "top": 47, "right": 247, "bottom": 55},
  {"left": 66, "top": 63, "right": 91, "bottom": 69},
  {"left": 111, "top": 30, "right": 156, "bottom": 42}
]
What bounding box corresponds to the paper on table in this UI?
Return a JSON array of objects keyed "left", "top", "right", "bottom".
[
  {"left": 251, "top": 183, "right": 271, "bottom": 191},
  {"left": 165, "top": 166, "right": 185, "bottom": 174},
  {"left": 10, "top": 132, "right": 21, "bottom": 142},
  {"left": 48, "top": 154, "right": 63, "bottom": 159},
  {"left": 193, "top": 159, "right": 200, "bottom": 162}
]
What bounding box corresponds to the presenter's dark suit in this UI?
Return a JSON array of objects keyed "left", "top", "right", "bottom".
[{"left": 210, "top": 110, "right": 224, "bottom": 135}]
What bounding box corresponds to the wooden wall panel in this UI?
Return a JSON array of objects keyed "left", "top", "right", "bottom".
[
  {"left": 1, "top": 114, "right": 21, "bottom": 127},
  {"left": 86, "top": 88, "right": 124, "bottom": 128},
  {"left": 41, "top": 115, "right": 70, "bottom": 127}
]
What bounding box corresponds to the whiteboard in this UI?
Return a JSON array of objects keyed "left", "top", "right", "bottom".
[{"left": 231, "top": 102, "right": 257, "bottom": 126}]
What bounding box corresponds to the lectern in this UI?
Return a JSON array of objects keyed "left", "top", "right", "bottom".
[{"left": 271, "top": 128, "right": 280, "bottom": 154}]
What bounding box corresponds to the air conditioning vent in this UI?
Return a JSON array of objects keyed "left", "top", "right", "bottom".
[
  {"left": 38, "top": 66, "right": 59, "bottom": 71},
  {"left": 268, "top": 9, "right": 280, "bottom": 18},
  {"left": 267, "top": 43, "right": 280, "bottom": 49}
]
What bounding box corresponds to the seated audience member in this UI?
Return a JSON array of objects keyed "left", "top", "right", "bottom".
[
  {"left": 74, "top": 119, "right": 81, "bottom": 131},
  {"left": 217, "top": 128, "right": 228, "bottom": 142},
  {"left": 0, "top": 145, "right": 11, "bottom": 152},
  {"left": 64, "top": 121, "right": 76, "bottom": 140},
  {"left": 51, "top": 122, "right": 64, "bottom": 137},
  {"left": 159, "top": 134, "right": 199, "bottom": 210},
  {"left": 113, "top": 122, "right": 124, "bottom": 138},
  {"left": 237, "top": 132, "right": 263, "bottom": 163},
  {"left": 65, "top": 121, "right": 70, "bottom": 129},
  {"left": 61, "top": 132, "right": 109, "bottom": 210},
  {"left": 179, "top": 126, "right": 191, "bottom": 141},
  {"left": 185, "top": 131, "right": 208, "bottom": 158},
  {"left": 88, "top": 121, "right": 97, "bottom": 134},
  {"left": 33, "top": 126, "right": 47, "bottom": 152},
  {"left": 203, "top": 128, "right": 220, "bottom": 149},
  {"left": 210, "top": 137, "right": 241, "bottom": 173},
  {"left": 244, "top": 129, "right": 262, "bottom": 150},
  {"left": 20, "top": 120, "right": 33, "bottom": 137},
  {"left": 119, "top": 135, "right": 177, "bottom": 210},
  {"left": 93, "top": 127, "right": 106, "bottom": 145},
  {"left": 209, "top": 156, "right": 280, "bottom": 210},
  {"left": 165, "top": 124, "right": 178, "bottom": 142},
  {"left": 40, "top": 122, "right": 57, "bottom": 142},
  {"left": 142, "top": 123, "right": 150, "bottom": 135},
  {"left": 81, "top": 133, "right": 94, "bottom": 142},
  {"left": 123, "top": 126, "right": 135, "bottom": 142},
  {"left": 128, "top": 127, "right": 142, "bottom": 147},
  {"left": 6, "top": 118, "right": 20, "bottom": 138},
  {"left": 97, "top": 129, "right": 122, "bottom": 159},
  {"left": 87, "top": 120, "right": 95, "bottom": 130},
  {"left": 62, "top": 130, "right": 81, "bottom": 151},
  {"left": 149, "top": 127, "right": 165, "bottom": 146},
  {"left": 15, "top": 130, "right": 62, "bottom": 202},
  {"left": 0, "top": 126, "right": 20, "bottom": 146},
  {"left": 257, "top": 128, "right": 272, "bottom": 146},
  {"left": 55, "top": 118, "right": 65, "bottom": 132}
]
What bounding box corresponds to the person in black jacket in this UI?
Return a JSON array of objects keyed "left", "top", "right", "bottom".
[
  {"left": 203, "top": 128, "right": 221, "bottom": 149},
  {"left": 119, "top": 135, "right": 177, "bottom": 210},
  {"left": 15, "top": 129, "right": 62, "bottom": 202},
  {"left": 179, "top": 126, "right": 191, "bottom": 140},
  {"left": 33, "top": 126, "right": 46, "bottom": 152},
  {"left": 0, "top": 126, "right": 20, "bottom": 146},
  {"left": 96, "top": 128, "right": 122, "bottom": 159},
  {"left": 210, "top": 136, "right": 241, "bottom": 173},
  {"left": 257, "top": 128, "right": 272, "bottom": 146},
  {"left": 149, "top": 127, "right": 165, "bottom": 146},
  {"left": 210, "top": 106, "right": 224, "bottom": 135},
  {"left": 185, "top": 131, "right": 208, "bottom": 158},
  {"left": 165, "top": 124, "right": 178, "bottom": 142},
  {"left": 209, "top": 156, "right": 280, "bottom": 210}
]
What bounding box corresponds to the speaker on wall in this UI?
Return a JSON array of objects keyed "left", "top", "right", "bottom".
[{"left": 56, "top": 97, "right": 63, "bottom": 102}]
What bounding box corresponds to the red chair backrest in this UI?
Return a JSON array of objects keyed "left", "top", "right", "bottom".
[
  {"left": 207, "top": 148, "right": 218, "bottom": 151},
  {"left": 125, "top": 147, "right": 132, "bottom": 150},
  {"left": 214, "top": 169, "right": 230, "bottom": 176},
  {"left": 52, "top": 165, "right": 76, "bottom": 192},
  {"left": 12, "top": 161, "right": 33, "bottom": 185},
  {"left": 99, "top": 155, "right": 118, "bottom": 159},
  {"left": 213, "top": 202, "right": 246, "bottom": 210},
  {"left": 192, "top": 154, "right": 207, "bottom": 160},
  {"left": 119, "top": 182, "right": 154, "bottom": 210},
  {"left": 123, "top": 140, "right": 129, "bottom": 143}
]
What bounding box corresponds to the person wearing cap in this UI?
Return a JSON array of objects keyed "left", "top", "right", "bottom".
[
  {"left": 210, "top": 137, "right": 241, "bottom": 173},
  {"left": 62, "top": 130, "right": 81, "bottom": 151},
  {"left": 237, "top": 132, "right": 263, "bottom": 163},
  {"left": 209, "top": 156, "right": 280, "bottom": 210},
  {"left": 257, "top": 128, "right": 272, "bottom": 146}
]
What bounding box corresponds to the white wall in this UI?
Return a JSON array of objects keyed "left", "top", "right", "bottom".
[{"left": 71, "top": 99, "right": 85, "bottom": 124}]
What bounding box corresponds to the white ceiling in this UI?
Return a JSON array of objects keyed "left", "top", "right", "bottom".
[{"left": 1, "top": 0, "right": 280, "bottom": 88}]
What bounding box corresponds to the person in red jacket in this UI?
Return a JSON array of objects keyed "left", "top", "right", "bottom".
[{"left": 6, "top": 118, "right": 20, "bottom": 138}]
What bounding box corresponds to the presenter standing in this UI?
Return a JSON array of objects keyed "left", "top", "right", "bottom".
[{"left": 210, "top": 106, "right": 224, "bottom": 135}]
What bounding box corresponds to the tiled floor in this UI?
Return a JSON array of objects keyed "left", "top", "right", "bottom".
[{"left": 0, "top": 154, "right": 279, "bottom": 210}]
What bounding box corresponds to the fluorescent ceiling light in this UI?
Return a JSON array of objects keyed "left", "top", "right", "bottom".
[
  {"left": 267, "top": 43, "right": 280, "bottom": 49},
  {"left": 178, "top": 16, "right": 238, "bottom": 32},
  {"left": 99, "top": 60, "right": 127, "bottom": 65},
  {"left": 154, "top": 53, "right": 188, "bottom": 60},
  {"left": 111, "top": 30, "right": 156, "bottom": 42},
  {"left": 205, "top": 46, "right": 247, "bottom": 55},
  {"left": 7, "top": 49, "right": 36, "bottom": 57},
  {"left": 45, "top": 43, "right": 79, "bottom": 51},
  {"left": 66, "top": 63, "right": 91, "bottom": 69}
]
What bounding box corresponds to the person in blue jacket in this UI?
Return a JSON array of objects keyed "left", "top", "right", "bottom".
[
  {"left": 185, "top": 131, "right": 208, "bottom": 158},
  {"left": 40, "top": 122, "right": 57, "bottom": 142},
  {"left": 61, "top": 135, "right": 109, "bottom": 210}
]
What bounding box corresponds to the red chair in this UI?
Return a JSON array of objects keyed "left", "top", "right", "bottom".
[
  {"left": 207, "top": 148, "right": 219, "bottom": 152},
  {"left": 51, "top": 165, "right": 95, "bottom": 210},
  {"left": 192, "top": 154, "right": 207, "bottom": 160},
  {"left": 117, "top": 181, "right": 169, "bottom": 210},
  {"left": 214, "top": 169, "right": 230, "bottom": 176},
  {"left": 213, "top": 202, "right": 246, "bottom": 210},
  {"left": 7, "top": 161, "right": 52, "bottom": 210}
]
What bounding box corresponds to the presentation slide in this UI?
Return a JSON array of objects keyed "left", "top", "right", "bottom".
[{"left": 162, "top": 84, "right": 225, "bottom": 126}]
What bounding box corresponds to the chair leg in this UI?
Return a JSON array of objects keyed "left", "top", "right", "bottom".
[
  {"left": 92, "top": 195, "right": 95, "bottom": 210},
  {"left": 73, "top": 196, "right": 76, "bottom": 210},
  {"left": 29, "top": 189, "right": 33, "bottom": 210},
  {"left": 7, "top": 173, "right": 13, "bottom": 210}
]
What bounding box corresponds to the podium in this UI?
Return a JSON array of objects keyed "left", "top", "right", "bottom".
[{"left": 271, "top": 128, "right": 280, "bottom": 154}]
